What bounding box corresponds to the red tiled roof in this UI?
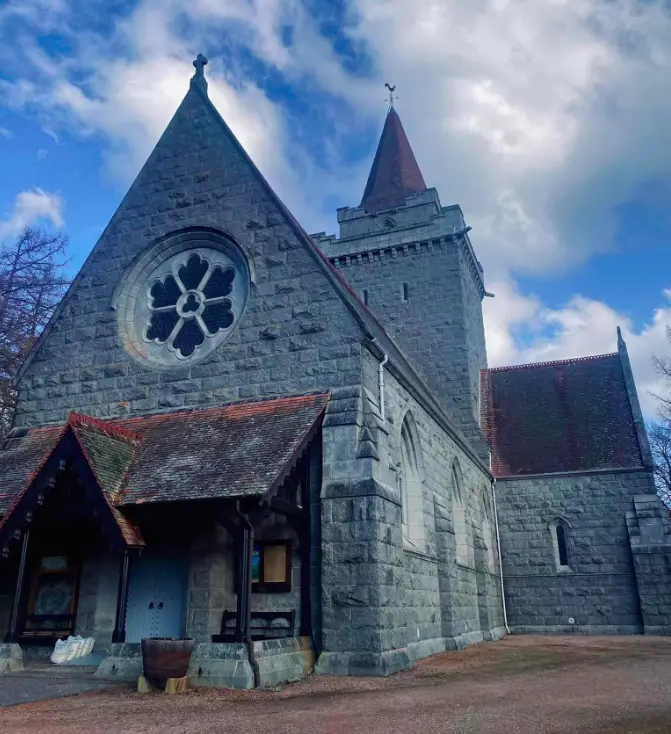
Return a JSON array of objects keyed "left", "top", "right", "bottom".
[
  {"left": 0, "top": 393, "right": 328, "bottom": 537},
  {"left": 481, "top": 354, "right": 644, "bottom": 477},
  {"left": 360, "top": 108, "right": 427, "bottom": 213}
]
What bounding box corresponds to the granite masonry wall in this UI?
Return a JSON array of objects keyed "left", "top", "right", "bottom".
[
  {"left": 13, "top": 83, "right": 365, "bottom": 429},
  {"left": 317, "top": 193, "right": 488, "bottom": 458},
  {"left": 497, "top": 469, "right": 655, "bottom": 633},
  {"left": 186, "top": 513, "right": 303, "bottom": 643},
  {"left": 316, "top": 348, "right": 503, "bottom": 676},
  {"left": 626, "top": 494, "right": 671, "bottom": 635}
]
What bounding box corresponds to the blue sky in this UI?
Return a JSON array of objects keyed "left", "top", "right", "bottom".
[{"left": 1, "top": 0, "right": 671, "bottom": 415}]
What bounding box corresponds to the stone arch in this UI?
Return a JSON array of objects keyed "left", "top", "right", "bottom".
[
  {"left": 399, "top": 411, "right": 426, "bottom": 551},
  {"left": 451, "top": 458, "right": 469, "bottom": 565}
]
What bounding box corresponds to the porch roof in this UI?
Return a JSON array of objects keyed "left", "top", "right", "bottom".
[{"left": 0, "top": 392, "right": 328, "bottom": 518}]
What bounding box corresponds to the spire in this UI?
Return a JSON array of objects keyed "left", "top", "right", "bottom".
[{"left": 360, "top": 106, "right": 427, "bottom": 213}]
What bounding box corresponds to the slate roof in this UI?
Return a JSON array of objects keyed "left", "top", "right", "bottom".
[
  {"left": 0, "top": 426, "right": 62, "bottom": 515},
  {"left": 0, "top": 393, "right": 328, "bottom": 538},
  {"left": 481, "top": 354, "right": 644, "bottom": 477},
  {"left": 114, "top": 392, "right": 328, "bottom": 505},
  {"left": 360, "top": 107, "right": 427, "bottom": 213}
]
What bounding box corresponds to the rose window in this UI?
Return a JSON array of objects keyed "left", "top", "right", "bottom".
[
  {"left": 145, "top": 253, "right": 236, "bottom": 358},
  {"left": 114, "top": 236, "right": 249, "bottom": 368}
]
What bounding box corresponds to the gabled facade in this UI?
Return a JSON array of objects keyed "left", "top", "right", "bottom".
[
  {"left": 1, "top": 55, "right": 667, "bottom": 688},
  {"left": 482, "top": 332, "right": 670, "bottom": 635},
  {"left": 0, "top": 58, "right": 504, "bottom": 687}
]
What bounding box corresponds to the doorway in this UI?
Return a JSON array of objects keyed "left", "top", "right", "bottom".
[{"left": 124, "top": 552, "right": 188, "bottom": 642}]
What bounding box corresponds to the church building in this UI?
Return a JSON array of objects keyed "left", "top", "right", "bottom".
[{"left": 0, "top": 56, "right": 668, "bottom": 688}]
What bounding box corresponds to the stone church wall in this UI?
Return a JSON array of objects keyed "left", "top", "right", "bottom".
[
  {"left": 626, "top": 494, "right": 671, "bottom": 635},
  {"left": 317, "top": 348, "right": 503, "bottom": 676},
  {"left": 497, "top": 469, "right": 654, "bottom": 633},
  {"left": 12, "top": 85, "right": 365, "bottom": 430},
  {"left": 185, "top": 514, "right": 303, "bottom": 643},
  {"left": 326, "top": 230, "right": 487, "bottom": 456}
]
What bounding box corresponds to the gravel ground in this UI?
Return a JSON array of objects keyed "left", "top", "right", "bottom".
[
  {"left": 0, "top": 667, "right": 121, "bottom": 709},
  {"left": 2, "top": 636, "right": 671, "bottom": 733}
]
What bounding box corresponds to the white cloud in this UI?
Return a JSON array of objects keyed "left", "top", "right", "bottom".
[
  {"left": 0, "top": 188, "right": 65, "bottom": 239},
  {"left": 340, "top": 0, "right": 671, "bottom": 276},
  {"left": 0, "top": 126, "right": 13, "bottom": 139},
  {"left": 1, "top": 0, "right": 670, "bottom": 417},
  {"left": 484, "top": 281, "right": 671, "bottom": 417}
]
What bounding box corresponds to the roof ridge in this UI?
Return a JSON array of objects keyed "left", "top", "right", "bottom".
[
  {"left": 483, "top": 352, "right": 618, "bottom": 374},
  {"left": 105, "top": 391, "right": 330, "bottom": 425},
  {"left": 67, "top": 412, "right": 140, "bottom": 443}
]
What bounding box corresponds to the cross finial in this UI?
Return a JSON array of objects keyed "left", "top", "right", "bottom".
[
  {"left": 191, "top": 53, "right": 209, "bottom": 93},
  {"left": 194, "top": 53, "right": 208, "bottom": 77},
  {"left": 385, "top": 82, "right": 397, "bottom": 109}
]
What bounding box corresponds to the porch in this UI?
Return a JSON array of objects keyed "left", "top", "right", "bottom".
[{"left": 0, "top": 395, "right": 327, "bottom": 688}]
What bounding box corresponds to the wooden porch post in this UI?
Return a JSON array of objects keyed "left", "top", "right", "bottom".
[
  {"left": 235, "top": 513, "right": 253, "bottom": 643},
  {"left": 112, "top": 549, "right": 132, "bottom": 643},
  {"left": 4, "top": 526, "right": 31, "bottom": 643}
]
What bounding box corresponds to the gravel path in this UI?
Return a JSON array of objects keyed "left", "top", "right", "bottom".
[{"left": 2, "top": 636, "right": 670, "bottom": 733}]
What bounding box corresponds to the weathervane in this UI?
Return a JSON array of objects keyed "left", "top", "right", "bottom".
[{"left": 385, "top": 82, "right": 397, "bottom": 109}]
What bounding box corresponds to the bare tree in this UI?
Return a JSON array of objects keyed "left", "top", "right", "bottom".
[
  {"left": 649, "top": 328, "right": 671, "bottom": 508},
  {"left": 0, "top": 227, "right": 70, "bottom": 439},
  {"left": 647, "top": 421, "right": 671, "bottom": 508},
  {"left": 652, "top": 327, "right": 671, "bottom": 423}
]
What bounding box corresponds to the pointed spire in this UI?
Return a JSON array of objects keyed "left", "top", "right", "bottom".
[
  {"left": 191, "top": 53, "right": 208, "bottom": 94},
  {"left": 360, "top": 106, "right": 427, "bottom": 213}
]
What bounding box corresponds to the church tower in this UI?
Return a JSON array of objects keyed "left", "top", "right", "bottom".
[{"left": 313, "top": 106, "right": 488, "bottom": 452}]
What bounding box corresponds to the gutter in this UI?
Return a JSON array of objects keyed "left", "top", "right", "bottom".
[{"left": 491, "top": 478, "right": 511, "bottom": 635}]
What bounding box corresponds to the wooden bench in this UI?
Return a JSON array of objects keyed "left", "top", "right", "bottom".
[{"left": 211, "top": 610, "right": 296, "bottom": 643}]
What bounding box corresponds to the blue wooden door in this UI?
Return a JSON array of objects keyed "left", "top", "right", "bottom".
[{"left": 125, "top": 553, "right": 188, "bottom": 642}]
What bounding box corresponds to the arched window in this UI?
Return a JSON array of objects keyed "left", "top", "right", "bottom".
[
  {"left": 402, "top": 282, "right": 409, "bottom": 301},
  {"left": 399, "top": 413, "right": 426, "bottom": 551},
  {"left": 556, "top": 525, "right": 569, "bottom": 567},
  {"left": 452, "top": 459, "right": 469, "bottom": 565},
  {"left": 362, "top": 289, "right": 369, "bottom": 306},
  {"left": 481, "top": 489, "right": 496, "bottom": 571},
  {"left": 549, "top": 518, "right": 571, "bottom": 571}
]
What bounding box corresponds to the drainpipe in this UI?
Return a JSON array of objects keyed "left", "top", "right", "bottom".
[
  {"left": 491, "top": 478, "right": 511, "bottom": 635},
  {"left": 235, "top": 502, "right": 260, "bottom": 688},
  {"left": 371, "top": 338, "right": 389, "bottom": 423}
]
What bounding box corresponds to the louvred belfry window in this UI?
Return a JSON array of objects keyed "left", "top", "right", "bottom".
[{"left": 145, "top": 252, "right": 236, "bottom": 358}]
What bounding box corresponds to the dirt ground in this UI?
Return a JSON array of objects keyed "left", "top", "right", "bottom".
[{"left": 2, "top": 635, "right": 671, "bottom": 733}]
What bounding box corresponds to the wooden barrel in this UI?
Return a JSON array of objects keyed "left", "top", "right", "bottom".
[{"left": 141, "top": 637, "right": 195, "bottom": 682}]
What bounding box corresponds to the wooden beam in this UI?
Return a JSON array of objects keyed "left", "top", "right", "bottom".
[{"left": 4, "top": 526, "right": 30, "bottom": 643}]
